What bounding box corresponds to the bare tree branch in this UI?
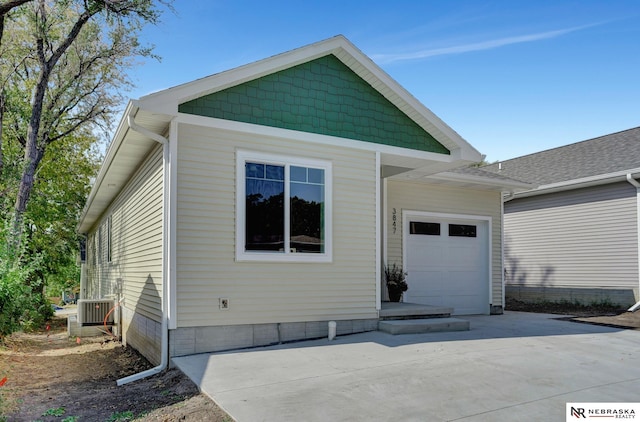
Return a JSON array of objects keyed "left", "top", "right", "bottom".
[{"left": 0, "top": 0, "right": 31, "bottom": 16}]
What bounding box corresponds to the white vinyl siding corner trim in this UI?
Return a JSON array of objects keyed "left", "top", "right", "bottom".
[{"left": 235, "top": 149, "right": 333, "bottom": 263}]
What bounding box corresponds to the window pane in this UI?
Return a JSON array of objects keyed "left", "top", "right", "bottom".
[
  {"left": 265, "top": 164, "right": 284, "bottom": 181},
  {"left": 290, "top": 166, "right": 307, "bottom": 182},
  {"left": 246, "top": 162, "right": 264, "bottom": 178},
  {"left": 308, "top": 168, "right": 324, "bottom": 184},
  {"left": 246, "top": 162, "right": 285, "bottom": 251},
  {"left": 290, "top": 167, "right": 325, "bottom": 253},
  {"left": 410, "top": 222, "right": 440, "bottom": 235},
  {"left": 449, "top": 224, "right": 477, "bottom": 238}
]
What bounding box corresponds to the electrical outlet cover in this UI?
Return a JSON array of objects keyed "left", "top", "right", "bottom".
[{"left": 219, "top": 298, "right": 229, "bottom": 310}]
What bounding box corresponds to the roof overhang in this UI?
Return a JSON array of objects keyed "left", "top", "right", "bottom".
[
  {"left": 387, "top": 167, "right": 535, "bottom": 192},
  {"left": 77, "top": 102, "right": 172, "bottom": 233},
  {"left": 507, "top": 167, "right": 640, "bottom": 200}
]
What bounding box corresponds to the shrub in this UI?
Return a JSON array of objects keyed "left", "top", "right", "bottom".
[{"left": 0, "top": 225, "right": 51, "bottom": 340}]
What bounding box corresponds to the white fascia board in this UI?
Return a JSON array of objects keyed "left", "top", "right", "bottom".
[
  {"left": 511, "top": 167, "right": 640, "bottom": 199},
  {"left": 332, "top": 40, "right": 480, "bottom": 159},
  {"left": 77, "top": 101, "right": 137, "bottom": 233},
  {"left": 175, "top": 113, "right": 457, "bottom": 165},
  {"left": 136, "top": 35, "right": 481, "bottom": 161},
  {"left": 137, "top": 36, "right": 349, "bottom": 115},
  {"left": 427, "top": 171, "right": 535, "bottom": 191}
]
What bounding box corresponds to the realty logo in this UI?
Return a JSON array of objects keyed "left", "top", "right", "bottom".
[
  {"left": 570, "top": 407, "right": 586, "bottom": 418},
  {"left": 567, "top": 403, "right": 639, "bottom": 421}
]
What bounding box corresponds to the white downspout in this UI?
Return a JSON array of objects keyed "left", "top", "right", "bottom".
[
  {"left": 117, "top": 106, "right": 170, "bottom": 385},
  {"left": 501, "top": 192, "right": 507, "bottom": 311},
  {"left": 375, "top": 152, "right": 381, "bottom": 312},
  {"left": 626, "top": 174, "right": 640, "bottom": 312}
]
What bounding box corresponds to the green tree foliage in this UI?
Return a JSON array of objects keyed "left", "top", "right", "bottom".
[
  {"left": 0, "top": 0, "right": 169, "bottom": 337},
  {"left": 24, "top": 131, "right": 100, "bottom": 296},
  {"left": 0, "top": 223, "right": 52, "bottom": 339},
  {"left": 4, "top": 0, "right": 165, "bottom": 236}
]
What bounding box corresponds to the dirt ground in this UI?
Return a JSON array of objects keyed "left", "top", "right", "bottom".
[
  {"left": 2, "top": 303, "right": 638, "bottom": 422},
  {"left": 0, "top": 316, "right": 232, "bottom": 421},
  {"left": 506, "top": 298, "right": 640, "bottom": 329}
]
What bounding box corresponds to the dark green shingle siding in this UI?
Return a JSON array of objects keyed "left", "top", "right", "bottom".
[{"left": 179, "top": 55, "right": 449, "bottom": 154}]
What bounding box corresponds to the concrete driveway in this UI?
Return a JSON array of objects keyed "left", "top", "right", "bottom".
[{"left": 173, "top": 312, "right": 640, "bottom": 421}]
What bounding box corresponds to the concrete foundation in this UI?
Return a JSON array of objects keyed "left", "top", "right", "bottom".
[
  {"left": 506, "top": 285, "right": 638, "bottom": 307},
  {"left": 67, "top": 314, "right": 113, "bottom": 338},
  {"left": 169, "top": 318, "right": 379, "bottom": 357},
  {"left": 121, "top": 306, "right": 162, "bottom": 366}
]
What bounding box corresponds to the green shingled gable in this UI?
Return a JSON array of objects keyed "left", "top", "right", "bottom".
[{"left": 178, "top": 55, "right": 449, "bottom": 154}]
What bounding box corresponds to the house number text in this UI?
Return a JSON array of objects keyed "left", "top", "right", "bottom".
[{"left": 392, "top": 208, "right": 397, "bottom": 234}]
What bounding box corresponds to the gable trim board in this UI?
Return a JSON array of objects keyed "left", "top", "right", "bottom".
[
  {"left": 78, "top": 36, "right": 531, "bottom": 374},
  {"left": 137, "top": 36, "right": 480, "bottom": 162}
]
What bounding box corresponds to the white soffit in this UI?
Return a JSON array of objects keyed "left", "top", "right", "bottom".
[{"left": 78, "top": 105, "right": 171, "bottom": 233}]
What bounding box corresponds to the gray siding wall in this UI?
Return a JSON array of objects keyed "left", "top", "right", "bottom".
[{"left": 504, "top": 181, "right": 639, "bottom": 305}]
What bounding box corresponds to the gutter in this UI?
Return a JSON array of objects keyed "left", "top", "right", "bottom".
[
  {"left": 626, "top": 174, "right": 640, "bottom": 313},
  {"left": 510, "top": 167, "right": 640, "bottom": 200},
  {"left": 117, "top": 104, "right": 171, "bottom": 385}
]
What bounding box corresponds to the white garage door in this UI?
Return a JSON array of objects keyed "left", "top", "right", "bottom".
[{"left": 404, "top": 216, "right": 489, "bottom": 315}]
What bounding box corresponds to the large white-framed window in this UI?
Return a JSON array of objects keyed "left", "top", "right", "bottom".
[{"left": 236, "top": 150, "right": 332, "bottom": 262}]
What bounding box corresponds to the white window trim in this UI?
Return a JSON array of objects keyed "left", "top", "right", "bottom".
[{"left": 236, "top": 149, "right": 332, "bottom": 263}]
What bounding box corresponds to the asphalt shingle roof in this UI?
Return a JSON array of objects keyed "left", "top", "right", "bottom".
[
  {"left": 450, "top": 166, "right": 531, "bottom": 185},
  {"left": 482, "top": 127, "right": 640, "bottom": 185}
]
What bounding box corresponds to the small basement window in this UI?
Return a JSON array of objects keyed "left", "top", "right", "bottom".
[
  {"left": 410, "top": 222, "right": 440, "bottom": 235},
  {"left": 449, "top": 224, "right": 477, "bottom": 238}
]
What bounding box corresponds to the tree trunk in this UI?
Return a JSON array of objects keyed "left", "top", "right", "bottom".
[
  {"left": 14, "top": 60, "right": 49, "bottom": 229},
  {"left": 12, "top": 0, "right": 93, "bottom": 246},
  {"left": 0, "top": 91, "right": 4, "bottom": 176}
]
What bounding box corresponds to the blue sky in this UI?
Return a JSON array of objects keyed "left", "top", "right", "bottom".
[{"left": 129, "top": 1, "right": 640, "bottom": 162}]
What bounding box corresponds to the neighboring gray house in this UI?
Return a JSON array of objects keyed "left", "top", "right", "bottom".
[{"left": 483, "top": 127, "right": 640, "bottom": 307}]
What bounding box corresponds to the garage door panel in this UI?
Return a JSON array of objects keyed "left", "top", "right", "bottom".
[
  {"left": 411, "top": 293, "right": 446, "bottom": 307},
  {"left": 407, "top": 270, "right": 445, "bottom": 296},
  {"left": 446, "top": 295, "right": 483, "bottom": 315},
  {"left": 448, "top": 271, "right": 480, "bottom": 288},
  {"left": 404, "top": 216, "right": 489, "bottom": 315},
  {"left": 407, "top": 243, "right": 443, "bottom": 267},
  {"left": 449, "top": 245, "right": 481, "bottom": 265}
]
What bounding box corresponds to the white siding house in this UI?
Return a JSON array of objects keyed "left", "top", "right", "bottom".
[{"left": 78, "top": 36, "right": 530, "bottom": 365}]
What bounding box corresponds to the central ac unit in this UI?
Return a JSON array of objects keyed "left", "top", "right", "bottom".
[{"left": 77, "top": 299, "right": 114, "bottom": 326}]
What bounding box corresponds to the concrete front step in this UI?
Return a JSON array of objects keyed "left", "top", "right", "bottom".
[
  {"left": 379, "top": 302, "right": 453, "bottom": 320},
  {"left": 378, "top": 317, "right": 470, "bottom": 335}
]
